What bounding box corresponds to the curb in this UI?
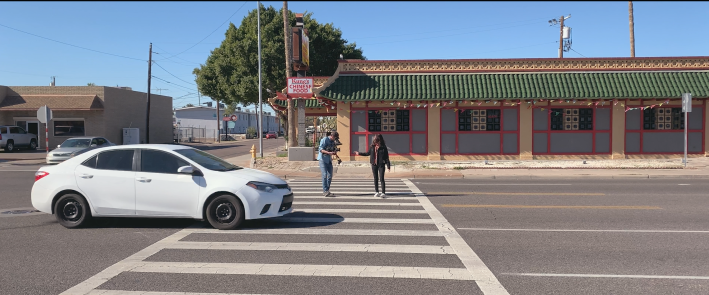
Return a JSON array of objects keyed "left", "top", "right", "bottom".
[{"left": 274, "top": 173, "right": 709, "bottom": 179}]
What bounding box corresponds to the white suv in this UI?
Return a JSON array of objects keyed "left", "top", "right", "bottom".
[{"left": 0, "top": 126, "right": 38, "bottom": 152}]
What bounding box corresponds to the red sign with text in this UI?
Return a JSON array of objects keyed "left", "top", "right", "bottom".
[{"left": 287, "top": 77, "right": 314, "bottom": 98}]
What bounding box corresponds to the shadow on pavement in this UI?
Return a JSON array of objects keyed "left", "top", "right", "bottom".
[{"left": 88, "top": 217, "right": 198, "bottom": 229}]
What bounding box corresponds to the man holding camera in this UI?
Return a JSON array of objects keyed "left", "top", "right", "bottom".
[{"left": 317, "top": 131, "right": 339, "bottom": 197}]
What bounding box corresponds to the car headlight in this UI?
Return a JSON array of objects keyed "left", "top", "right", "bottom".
[{"left": 246, "top": 181, "right": 277, "bottom": 193}]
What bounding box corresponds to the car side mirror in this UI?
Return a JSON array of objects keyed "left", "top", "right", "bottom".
[
  {"left": 178, "top": 165, "right": 203, "bottom": 177},
  {"left": 90, "top": 144, "right": 97, "bottom": 147},
  {"left": 57, "top": 145, "right": 61, "bottom": 148}
]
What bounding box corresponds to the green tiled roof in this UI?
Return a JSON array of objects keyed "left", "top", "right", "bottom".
[
  {"left": 272, "top": 99, "right": 324, "bottom": 108},
  {"left": 318, "top": 72, "right": 709, "bottom": 101}
]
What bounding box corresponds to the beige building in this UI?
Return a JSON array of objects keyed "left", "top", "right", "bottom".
[
  {"left": 0, "top": 86, "right": 173, "bottom": 149},
  {"left": 271, "top": 57, "right": 709, "bottom": 161}
]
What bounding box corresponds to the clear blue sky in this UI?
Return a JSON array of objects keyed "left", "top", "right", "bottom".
[{"left": 2, "top": 1, "right": 707, "bottom": 114}]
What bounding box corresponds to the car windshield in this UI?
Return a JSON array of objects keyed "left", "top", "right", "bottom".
[
  {"left": 175, "top": 148, "right": 242, "bottom": 171},
  {"left": 60, "top": 139, "right": 91, "bottom": 148}
]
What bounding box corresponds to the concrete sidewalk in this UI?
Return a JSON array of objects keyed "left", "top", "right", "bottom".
[{"left": 231, "top": 157, "right": 709, "bottom": 180}]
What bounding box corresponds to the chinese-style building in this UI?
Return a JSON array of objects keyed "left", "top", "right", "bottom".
[{"left": 270, "top": 57, "right": 709, "bottom": 161}]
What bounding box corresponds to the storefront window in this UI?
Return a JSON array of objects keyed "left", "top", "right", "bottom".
[
  {"left": 550, "top": 108, "right": 594, "bottom": 130},
  {"left": 54, "top": 120, "right": 85, "bottom": 137},
  {"left": 368, "top": 110, "right": 409, "bottom": 132},
  {"left": 458, "top": 109, "right": 501, "bottom": 131},
  {"left": 643, "top": 107, "right": 683, "bottom": 130}
]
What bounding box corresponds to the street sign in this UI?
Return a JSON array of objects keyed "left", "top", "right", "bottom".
[
  {"left": 287, "top": 77, "right": 314, "bottom": 98},
  {"left": 682, "top": 93, "right": 692, "bottom": 167},
  {"left": 37, "top": 105, "right": 53, "bottom": 123},
  {"left": 682, "top": 93, "right": 692, "bottom": 113},
  {"left": 231, "top": 115, "right": 237, "bottom": 121},
  {"left": 227, "top": 121, "right": 235, "bottom": 129}
]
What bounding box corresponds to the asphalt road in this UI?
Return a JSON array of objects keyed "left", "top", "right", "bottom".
[
  {"left": 414, "top": 178, "right": 709, "bottom": 295},
  {"left": 2, "top": 165, "right": 708, "bottom": 294}
]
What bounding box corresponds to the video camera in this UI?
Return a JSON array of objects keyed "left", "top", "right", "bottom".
[{"left": 323, "top": 132, "right": 342, "bottom": 164}]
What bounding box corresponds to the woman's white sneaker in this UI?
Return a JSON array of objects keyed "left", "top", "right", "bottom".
[
  {"left": 380, "top": 193, "right": 387, "bottom": 198},
  {"left": 374, "top": 192, "right": 381, "bottom": 198}
]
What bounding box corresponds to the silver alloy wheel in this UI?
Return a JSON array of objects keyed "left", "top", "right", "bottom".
[
  {"left": 6, "top": 142, "right": 13, "bottom": 152},
  {"left": 30, "top": 140, "right": 37, "bottom": 149}
]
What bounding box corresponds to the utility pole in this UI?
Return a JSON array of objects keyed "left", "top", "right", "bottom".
[
  {"left": 629, "top": 1, "right": 636, "bottom": 57},
  {"left": 258, "top": 1, "right": 264, "bottom": 157},
  {"left": 284, "top": 1, "right": 297, "bottom": 147},
  {"left": 146, "top": 43, "right": 152, "bottom": 144},
  {"left": 558, "top": 16, "right": 564, "bottom": 58}
]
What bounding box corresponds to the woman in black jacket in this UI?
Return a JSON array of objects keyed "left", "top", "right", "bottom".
[{"left": 355, "top": 134, "right": 391, "bottom": 198}]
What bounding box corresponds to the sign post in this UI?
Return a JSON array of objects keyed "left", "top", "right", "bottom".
[
  {"left": 37, "top": 105, "right": 53, "bottom": 154},
  {"left": 682, "top": 93, "right": 692, "bottom": 167}
]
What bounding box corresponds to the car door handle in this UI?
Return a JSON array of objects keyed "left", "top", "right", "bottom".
[
  {"left": 136, "top": 177, "right": 152, "bottom": 183},
  {"left": 80, "top": 174, "right": 93, "bottom": 179}
]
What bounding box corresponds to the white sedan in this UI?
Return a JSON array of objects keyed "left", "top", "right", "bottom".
[{"left": 31, "top": 144, "right": 293, "bottom": 230}]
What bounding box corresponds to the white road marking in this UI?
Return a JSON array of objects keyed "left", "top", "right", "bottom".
[
  {"left": 414, "top": 183, "right": 573, "bottom": 186},
  {"left": 458, "top": 228, "right": 709, "bottom": 233},
  {"left": 293, "top": 195, "right": 418, "bottom": 200},
  {"left": 186, "top": 228, "right": 445, "bottom": 236},
  {"left": 678, "top": 184, "right": 691, "bottom": 185},
  {"left": 273, "top": 217, "right": 435, "bottom": 224},
  {"left": 403, "top": 179, "right": 509, "bottom": 295},
  {"left": 502, "top": 273, "right": 709, "bottom": 280},
  {"left": 293, "top": 191, "right": 414, "bottom": 195},
  {"left": 289, "top": 184, "right": 409, "bottom": 187},
  {"left": 166, "top": 241, "right": 455, "bottom": 254},
  {"left": 89, "top": 291, "right": 277, "bottom": 295},
  {"left": 129, "top": 261, "right": 474, "bottom": 280},
  {"left": 293, "top": 201, "right": 423, "bottom": 206},
  {"left": 59, "top": 230, "right": 194, "bottom": 295},
  {"left": 294, "top": 208, "right": 428, "bottom": 214}
]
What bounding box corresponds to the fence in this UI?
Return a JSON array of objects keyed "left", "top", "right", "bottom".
[{"left": 174, "top": 127, "right": 216, "bottom": 143}]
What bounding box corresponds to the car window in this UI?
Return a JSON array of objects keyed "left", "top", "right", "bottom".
[
  {"left": 97, "top": 138, "right": 107, "bottom": 145},
  {"left": 61, "top": 139, "right": 91, "bottom": 148},
  {"left": 9, "top": 127, "right": 19, "bottom": 134},
  {"left": 96, "top": 150, "right": 134, "bottom": 171},
  {"left": 82, "top": 155, "right": 97, "bottom": 168},
  {"left": 175, "top": 148, "right": 242, "bottom": 171},
  {"left": 141, "top": 150, "right": 189, "bottom": 174},
  {"left": 91, "top": 138, "right": 99, "bottom": 145},
  {"left": 0, "top": 127, "right": 6, "bottom": 134},
  {"left": 17, "top": 127, "right": 27, "bottom": 134}
]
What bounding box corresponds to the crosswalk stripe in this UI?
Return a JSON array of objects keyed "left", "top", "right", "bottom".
[
  {"left": 88, "top": 291, "right": 276, "bottom": 295},
  {"left": 273, "top": 217, "right": 435, "bottom": 224},
  {"left": 165, "top": 241, "right": 455, "bottom": 254},
  {"left": 294, "top": 209, "right": 428, "bottom": 214},
  {"left": 289, "top": 184, "right": 409, "bottom": 187},
  {"left": 293, "top": 191, "right": 414, "bottom": 195},
  {"left": 129, "top": 262, "right": 473, "bottom": 280},
  {"left": 293, "top": 196, "right": 418, "bottom": 200},
  {"left": 293, "top": 201, "right": 423, "bottom": 206},
  {"left": 184, "top": 228, "right": 445, "bottom": 236}
]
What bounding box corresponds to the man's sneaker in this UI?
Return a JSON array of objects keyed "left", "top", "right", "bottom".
[
  {"left": 323, "top": 191, "right": 329, "bottom": 197},
  {"left": 326, "top": 191, "right": 335, "bottom": 197}
]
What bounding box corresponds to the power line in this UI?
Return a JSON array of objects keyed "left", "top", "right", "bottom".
[
  {"left": 570, "top": 48, "right": 587, "bottom": 57},
  {"left": 0, "top": 23, "right": 145, "bottom": 62},
  {"left": 160, "top": 1, "right": 248, "bottom": 60},
  {"left": 151, "top": 75, "right": 196, "bottom": 92},
  {"left": 153, "top": 45, "right": 203, "bottom": 65},
  {"left": 152, "top": 61, "right": 197, "bottom": 86}
]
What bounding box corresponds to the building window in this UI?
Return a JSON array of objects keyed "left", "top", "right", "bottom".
[
  {"left": 369, "top": 110, "right": 409, "bottom": 132},
  {"left": 550, "top": 108, "right": 593, "bottom": 130},
  {"left": 643, "top": 107, "right": 683, "bottom": 130},
  {"left": 458, "top": 109, "right": 501, "bottom": 131},
  {"left": 54, "top": 120, "right": 85, "bottom": 136}
]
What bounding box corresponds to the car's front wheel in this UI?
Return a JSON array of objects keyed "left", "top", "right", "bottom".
[
  {"left": 205, "top": 194, "right": 244, "bottom": 230},
  {"left": 29, "top": 139, "right": 37, "bottom": 150},
  {"left": 54, "top": 194, "right": 92, "bottom": 228}
]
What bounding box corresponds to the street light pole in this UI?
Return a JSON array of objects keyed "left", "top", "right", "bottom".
[{"left": 257, "top": 1, "right": 263, "bottom": 157}]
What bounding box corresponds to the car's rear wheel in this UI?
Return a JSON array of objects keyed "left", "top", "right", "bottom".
[
  {"left": 205, "top": 194, "right": 244, "bottom": 230},
  {"left": 4, "top": 140, "right": 14, "bottom": 152},
  {"left": 54, "top": 194, "right": 92, "bottom": 228},
  {"left": 29, "top": 139, "right": 37, "bottom": 150}
]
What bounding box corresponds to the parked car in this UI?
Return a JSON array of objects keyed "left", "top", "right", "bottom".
[
  {"left": 305, "top": 126, "right": 315, "bottom": 134},
  {"left": 31, "top": 144, "right": 293, "bottom": 230},
  {"left": 47, "top": 137, "right": 115, "bottom": 164},
  {"left": 0, "top": 125, "right": 38, "bottom": 152},
  {"left": 265, "top": 131, "right": 277, "bottom": 139}
]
